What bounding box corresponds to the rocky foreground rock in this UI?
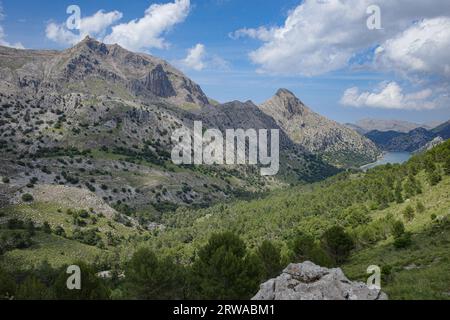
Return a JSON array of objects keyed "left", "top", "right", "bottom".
[{"left": 252, "top": 261, "right": 388, "bottom": 300}]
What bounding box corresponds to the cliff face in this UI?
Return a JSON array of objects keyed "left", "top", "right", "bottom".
[{"left": 0, "top": 36, "right": 210, "bottom": 108}]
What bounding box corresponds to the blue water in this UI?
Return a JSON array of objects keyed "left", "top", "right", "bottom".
[{"left": 361, "top": 152, "right": 412, "bottom": 170}]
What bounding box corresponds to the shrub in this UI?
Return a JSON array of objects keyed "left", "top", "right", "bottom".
[
  {"left": 2, "top": 177, "right": 9, "bottom": 184},
  {"left": 416, "top": 201, "right": 425, "bottom": 214},
  {"left": 7, "top": 218, "right": 24, "bottom": 230},
  {"left": 393, "top": 232, "right": 413, "bottom": 249},
  {"left": 42, "top": 222, "right": 52, "bottom": 234},
  {"left": 54, "top": 226, "right": 66, "bottom": 237},
  {"left": 392, "top": 220, "right": 405, "bottom": 239},
  {"left": 21, "top": 193, "right": 34, "bottom": 202},
  {"left": 402, "top": 205, "right": 415, "bottom": 222}
]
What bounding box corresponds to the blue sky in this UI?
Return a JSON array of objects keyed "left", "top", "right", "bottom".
[{"left": 1, "top": 0, "right": 449, "bottom": 125}]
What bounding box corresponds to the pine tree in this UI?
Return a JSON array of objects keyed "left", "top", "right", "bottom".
[
  {"left": 191, "top": 232, "right": 263, "bottom": 299},
  {"left": 0, "top": 267, "right": 16, "bottom": 299},
  {"left": 257, "top": 240, "right": 283, "bottom": 279},
  {"left": 402, "top": 205, "right": 415, "bottom": 222},
  {"left": 392, "top": 220, "right": 405, "bottom": 239},
  {"left": 53, "top": 262, "right": 110, "bottom": 300},
  {"left": 394, "top": 182, "right": 404, "bottom": 204},
  {"left": 416, "top": 201, "right": 425, "bottom": 214},
  {"left": 124, "top": 248, "right": 184, "bottom": 300},
  {"left": 16, "top": 276, "right": 52, "bottom": 300},
  {"left": 321, "top": 226, "right": 354, "bottom": 265}
]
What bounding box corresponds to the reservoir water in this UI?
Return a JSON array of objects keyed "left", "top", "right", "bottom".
[{"left": 360, "top": 152, "right": 412, "bottom": 170}]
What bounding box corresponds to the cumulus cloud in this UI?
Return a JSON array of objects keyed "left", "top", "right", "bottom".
[
  {"left": 182, "top": 43, "right": 206, "bottom": 71},
  {"left": 231, "top": 0, "right": 450, "bottom": 76},
  {"left": 0, "top": 5, "right": 24, "bottom": 48},
  {"left": 177, "top": 43, "right": 230, "bottom": 71},
  {"left": 376, "top": 17, "right": 450, "bottom": 79},
  {"left": 340, "top": 82, "right": 438, "bottom": 110},
  {"left": 46, "top": 9, "right": 123, "bottom": 46},
  {"left": 103, "top": 0, "right": 190, "bottom": 51},
  {"left": 46, "top": 0, "right": 190, "bottom": 51}
]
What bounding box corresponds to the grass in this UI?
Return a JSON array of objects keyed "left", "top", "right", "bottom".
[
  {"left": 0, "top": 231, "right": 105, "bottom": 270},
  {"left": 343, "top": 221, "right": 450, "bottom": 300},
  {"left": 0, "top": 200, "right": 138, "bottom": 243},
  {"left": 342, "top": 176, "right": 450, "bottom": 300}
]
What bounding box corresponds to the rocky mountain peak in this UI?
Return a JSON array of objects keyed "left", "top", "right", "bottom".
[
  {"left": 0, "top": 37, "right": 210, "bottom": 108},
  {"left": 275, "top": 88, "right": 295, "bottom": 98},
  {"left": 261, "top": 89, "right": 307, "bottom": 119},
  {"left": 259, "top": 89, "right": 380, "bottom": 167},
  {"left": 71, "top": 35, "right": 109, "bottom": 55}
]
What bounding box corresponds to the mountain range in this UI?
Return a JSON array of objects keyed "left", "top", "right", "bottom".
[
  {"left": 346, "top": 119, "right": 439, "bottom": 135},
  {"left": 0, "top": 36, "right": 381, "bottom": 216},
  {"left": 364, "top": 121, "right": 450, "bottom": 152},
  {"left": 0, "top": 36, "right": 449, "bottom": 301}
]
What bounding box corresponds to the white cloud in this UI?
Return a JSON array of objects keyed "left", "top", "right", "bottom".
[
  {"left": 177, "top": 43, "right": 230, "bottom": 71},
  {"left": 340, "top": 82, "right": 437, "bottom": 110},
  {"left": 376, "top": 17, "right": 450, "bottom": 79},
  {"left": 81, "top": 10, "right": 123, "bottom": 35},
  {"left": 231, "top": 0, "right": 450, "bottom": 76},
  {"left": 182, "top": 43, "right": 206, "bottom": 70},
  {"left": 103, "top": 0, "right": 190, "bottom": 51},
  {"left": 46, "top": 9, "right": 123, "bottom": 46},
  {"left": 0, "top": 5, "right": 24, "bottom": 48}
]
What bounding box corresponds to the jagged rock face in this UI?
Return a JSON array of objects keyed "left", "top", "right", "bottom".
[
  {"left": 252, "top": 262, "right": 388, "bottom": 301},
  {"left": 200, "top": 100, "right": 296, "bottom": 149},
  {"left": 414, "top": 136, "right": 445, "bottom": 154},
  {"left": 131, "top": 64, "right": 177, "bottom": 98},
  {"left": 0, "top": 36, "right": 209, "bottom": 108},
  {"left": 259, "top": 89, "right": 380, "bottom": 167}
]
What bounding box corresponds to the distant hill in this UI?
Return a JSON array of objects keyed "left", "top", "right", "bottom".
[
  {"left": 365, "top": 121, "right": 450, "bottom": 152},
  {"left": 431, "top": 120, "right": 450, "bottom": 140},
  {"left": 346, "top": 119, "right": 434, "bottom": 134}
]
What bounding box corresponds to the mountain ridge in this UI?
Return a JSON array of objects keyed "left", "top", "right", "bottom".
[
  {"left": 259, "top": 89, "right": 380, "bottom": 167},
  {"left": 365, "top": 121, "right": 450, "bottom": 152}
]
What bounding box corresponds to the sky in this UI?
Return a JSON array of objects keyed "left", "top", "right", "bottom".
[{"left": 0, "top": 0, "right": 449, "bottom": 125}]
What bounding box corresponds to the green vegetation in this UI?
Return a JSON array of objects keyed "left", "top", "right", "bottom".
[{"left": 0, "top": 140, "right": 449, "bottom": 300}]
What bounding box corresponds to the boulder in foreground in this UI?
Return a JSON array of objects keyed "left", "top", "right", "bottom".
[{"left": 252, "top": 261, "right": 388, "bottom": 300}]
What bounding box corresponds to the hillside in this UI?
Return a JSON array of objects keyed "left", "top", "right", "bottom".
[
  {"left": 0, "top": 37, "right": 448, "bottom": 301},
  {"left": 0, "top": 37, "right": 339, "bottom": 226},
  {"left": 1, "top": 139, "right": 448, "bottom": 300},
  {"left": 259, "top": 89, "right": 379, "bottom": 167},
  {"left": 347, "top": 119, "right": 434, "bottom": 134},
  {"left": 366, "top": 121, "right": 450, "bottom": 152}
]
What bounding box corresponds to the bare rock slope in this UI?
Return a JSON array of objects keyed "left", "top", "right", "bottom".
[{"left": 259, "top": 89, "right": 379, "bottom": 167}]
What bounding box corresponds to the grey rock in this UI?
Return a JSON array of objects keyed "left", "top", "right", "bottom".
[{"left": 252, "top": 261, "right": 388, "bottom": 301}]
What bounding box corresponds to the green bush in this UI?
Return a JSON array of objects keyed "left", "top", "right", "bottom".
[
  {"left": 402, "top": 205, "right": 415, "bottom": 222},
  {"left": 124, "top": 248, "right": 184, "bottom": 299},
  {"left": 392, "top": 220, "right": 405, "bottom": 239},
  {"left": 190, "top": 232, "right": 263, "bottom": 299},
  {"left": 21, "top": 193, "right": 34, "bottom": 202},
  {"left": 321, "top": 226, "right": 354, "bottom": 265},
  {"left": 256, "top": 240, "right": 283, "bottom": 279},
  {"left": 394, "top": 232, "right": 413, "bottom": 249}
]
